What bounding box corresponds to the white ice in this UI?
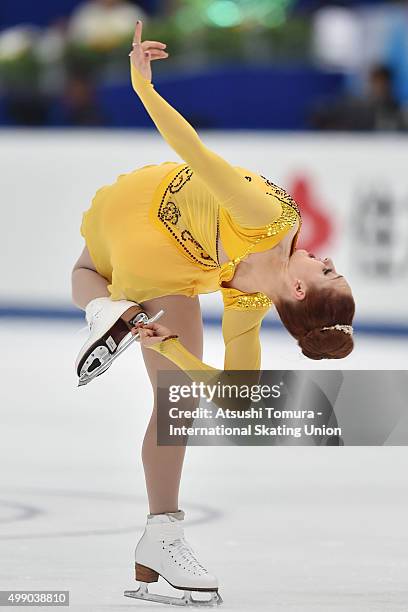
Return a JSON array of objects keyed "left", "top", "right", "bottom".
[{"left": 0, "top": 320, "right": 407, "bottom": 611}]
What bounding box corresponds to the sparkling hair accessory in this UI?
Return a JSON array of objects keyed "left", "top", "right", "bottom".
[{"left": 321, "top": 324, "right": 353, "bottom": 335}]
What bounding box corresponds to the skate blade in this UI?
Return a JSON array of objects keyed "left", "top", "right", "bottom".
[
  {"left": 77, "top": 309, "right": 164, "bottom": 387},
  {"left": 124, "top": 583, "right": 222, "bottom": 607},
  {"left": 77, "top": 336, "right": 135, "bottom": 387}
]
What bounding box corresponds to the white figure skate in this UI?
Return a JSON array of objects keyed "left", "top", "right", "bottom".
[
  {"left": 124, "top": 511, "right": 222, "bottom": 607},
  {"left": 76, "top": 297, "right": 164, "bottom": 387}
]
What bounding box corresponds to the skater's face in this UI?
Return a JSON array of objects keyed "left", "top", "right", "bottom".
[{"left": 287, "top": 250, "right": 352, "bottom": 302}]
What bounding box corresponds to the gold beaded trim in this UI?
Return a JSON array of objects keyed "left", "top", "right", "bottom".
[
  {"left": 215, "top": 211, "right": 220, "bottom": 266},
  {"left": 218, "top": 180, "right": 301, "bottom": 307},
  {"left": 224, "top": 201, "right": 300, "bottom": 273},
  {"left": 258, "top": 201, "right": 300, "bottom": 239},
  {"left": 236, "top": 293, "right": 272, "bottom": 310},
  {"left": 260, "top": 175, "right": 301, "bottom": 216}
]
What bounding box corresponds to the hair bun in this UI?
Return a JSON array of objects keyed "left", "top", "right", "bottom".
[{"left": 299, "top": 327, "right": 354, "bottom": 360}]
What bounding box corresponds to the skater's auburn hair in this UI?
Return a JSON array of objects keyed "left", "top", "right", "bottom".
[{"left": 275, "top": 287, "right": 355, "bottom": 360}]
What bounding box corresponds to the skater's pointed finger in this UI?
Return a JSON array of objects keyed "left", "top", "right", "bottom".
[{"left": 133, "top": 20, "right": 143, "bottom": 46}]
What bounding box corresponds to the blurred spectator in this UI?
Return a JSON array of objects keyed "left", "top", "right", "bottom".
[
  {"left": 313, "top": 6, "right": 362, "bottom": 70},
  {"left": 0, "top": 25, "right": 48, "bottom": 125},
  {"left": 311, "top": 64, "right": 407, "bottom": 131},
  {"left": 4, "top": 91, "right": 48, "bottom": 125},
  {"left": 68, "top": 0, "right": 147, "bottom": 50},
  {"left": 60, "top": 71, "right": 106, "bottom": 126},
  {"left": 386, "top": 8, "right": 408, "bottom": 105},
  {"left": 368, "top": 65, "right": 406, "bottom": 130}
]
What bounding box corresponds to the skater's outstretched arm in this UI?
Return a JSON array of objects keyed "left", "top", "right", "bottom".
[
  {"left": 137, "top": 326, "right": 264, "bottom": 412},
  {"left": 129, "top": 21, "right": 281, "bottom": 228},
  {"left": 150, "top": 314, "right": 264, "bottom": 370},
  {"left": 136, "top": 290, "right": 269, "bottom": 383},
  {"left": 220, "top": 295, "right": 268, "bottom": 370}
]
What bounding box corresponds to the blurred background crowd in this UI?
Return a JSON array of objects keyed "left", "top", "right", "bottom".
[{"left": 0, "top": 0, "right": 408, "bottom": 130}]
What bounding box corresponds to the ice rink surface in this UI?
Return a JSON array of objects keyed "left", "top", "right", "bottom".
[{"left": 1, "top": 320, "right": 408, "bottom": 612}]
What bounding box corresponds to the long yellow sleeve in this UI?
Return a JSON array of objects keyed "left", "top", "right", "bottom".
[
  {"left": 222, "top": 308, "right": 265, "bottom": 370},
  {"left": 147, "top": 336, "right": 262, "bottom": 411},
  {"left": 147, "top": 337, "right": 219, "bottom": 384},
  {"left": 147, "top": 289, "right": 271, "bottom": 374},
  {"left": 131, "top": 63, "right": 281, "bottom": 227}
]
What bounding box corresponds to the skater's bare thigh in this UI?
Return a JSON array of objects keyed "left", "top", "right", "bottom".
[{"left": 140, "top": 295, "right": 203, "bottom": 389}]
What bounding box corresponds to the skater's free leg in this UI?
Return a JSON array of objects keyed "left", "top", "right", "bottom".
[
  {"left": 139, "top": 295, "right": 203, "bottom": 515},
  {"left": 71, "top": 247, "right": 110, "bottom": 309},
  {"left": 71, "top": 246, "right": 142, "bottom": 322}
]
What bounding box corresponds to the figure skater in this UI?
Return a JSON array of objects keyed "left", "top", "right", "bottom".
[{"left": 72, "top": 21, "right": 355, "bottom": 606}]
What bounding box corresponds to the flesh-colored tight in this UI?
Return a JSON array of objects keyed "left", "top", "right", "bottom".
[{"left": 72, "top": 247, "right": 203, "bottom": 514}]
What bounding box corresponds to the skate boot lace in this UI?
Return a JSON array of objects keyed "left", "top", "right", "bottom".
[{"left": 163, "top": 537, "right": 208, "bottom": 576}]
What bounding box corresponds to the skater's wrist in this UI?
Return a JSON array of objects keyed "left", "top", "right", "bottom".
[
  {"left": 146, "top": 337, "right": 218, "bottom": 381},
  {"left": 131, "top": 62, "right": 153, "bottom": 90},
  {"left": 145, "top": 335, "right": 180, "bottom": 352},
  {"left": 145, "top": 335, "right": 179, "bottom": 350}
]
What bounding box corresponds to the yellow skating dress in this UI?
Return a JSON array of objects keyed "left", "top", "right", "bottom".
[{"left": 80, "top": 64, "right": 302, "bottom": 372}]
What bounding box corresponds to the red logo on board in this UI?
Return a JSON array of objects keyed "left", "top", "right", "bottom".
[{"left": 289, "top": 176, "right": 334, "bottom": 252}]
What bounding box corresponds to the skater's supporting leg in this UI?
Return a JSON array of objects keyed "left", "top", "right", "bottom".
[
  {"left": 72, "top": 254, "right": 203, "bottom": 511},
  {"left": 124, "top": 511, "right": 221, "bottom": 605},
  {"left": 140, "top": 295, "right": 203, "bottom": 515}
]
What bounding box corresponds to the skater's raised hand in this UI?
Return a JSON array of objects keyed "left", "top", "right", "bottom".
[
  {"left": 132, "top": 322, "right": 176, "bottom": 347},
  {"left": 129, "top": 20, "right": 168, "bottom": 83}
]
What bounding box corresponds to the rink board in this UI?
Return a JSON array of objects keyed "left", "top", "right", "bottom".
[{"left": 1, "top": 130, "right": 407, "bottom": 332}]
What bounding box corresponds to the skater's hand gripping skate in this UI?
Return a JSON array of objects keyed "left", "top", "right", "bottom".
[
  {"left": 129, "top": 20, "right": 168, "bottom": 83},
  {"left": 132, "top": 322, "right": 176, "bottom": 348},
  {"left": 76, "top": 302, "right": 165, "bottom": 386}
]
